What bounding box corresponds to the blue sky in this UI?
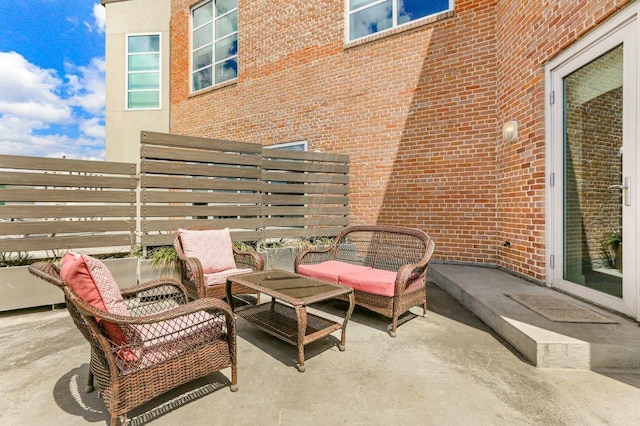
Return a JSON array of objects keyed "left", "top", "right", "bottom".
[{"left": 0, "top": 1, "right": 105, "bottom": 160}]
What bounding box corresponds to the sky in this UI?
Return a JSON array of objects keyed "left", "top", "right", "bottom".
[{"left": 0, "top": 1, "right": 106, "bottom": 160}]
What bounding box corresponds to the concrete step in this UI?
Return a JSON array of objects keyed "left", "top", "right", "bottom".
[{"left": 430, "top": 263, "right": 640, "bottom": 371}]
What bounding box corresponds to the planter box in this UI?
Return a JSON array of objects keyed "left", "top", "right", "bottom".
[
  {"left": 0, "top": 257, "right": 138, "bottom": 312},
  {"left": 138, "top": 259, "right": 181, "bottom": 283},
  {"left": 259, "top": 247, "right": 299, "bottom": 272},
  {"left": 0, "top": 265, "right": 62, "bottom": 311},
  {"left": 0, "top": 257, "right": 188, "bottom": 312}
]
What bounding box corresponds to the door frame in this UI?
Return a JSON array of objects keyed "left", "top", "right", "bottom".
[{"left": 545, "top": 4, "right": 639, "bottom": 319}]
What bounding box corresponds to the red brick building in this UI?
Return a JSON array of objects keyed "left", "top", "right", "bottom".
[{"left": 104, "top": 0, "right": 639, "bottom": 320}]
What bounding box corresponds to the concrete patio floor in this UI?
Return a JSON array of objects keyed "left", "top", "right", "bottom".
[{"left": 2, "top": 281, "right": 640, "bottom": 425}]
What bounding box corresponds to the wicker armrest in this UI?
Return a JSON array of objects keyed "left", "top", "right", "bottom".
[
  {"left": 233, "top": 247, "right": 264, "bottom": 270},
  {"left": 121, "top": 277, "right": 188, "bottom": 299},
  {"left": 175, "top": 251, "right": 206, "bottom": 299},
  {"left": 294, "top": 245, "right": 336, "bottom": 269},
  {"left": 72, "top": 293, "right": 233, "bottom": 325}
]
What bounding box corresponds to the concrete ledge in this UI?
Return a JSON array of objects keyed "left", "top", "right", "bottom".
[{"left": 430, "top": 263, "right": 640, "bottom": 371}]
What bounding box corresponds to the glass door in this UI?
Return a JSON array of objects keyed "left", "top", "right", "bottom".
[{"left": 547, "top": 9, "right": 638, "bottom": 318}]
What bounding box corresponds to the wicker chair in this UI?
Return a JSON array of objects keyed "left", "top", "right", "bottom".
[
  {"left": 174, "top": 226, "right": 264, "bottom": 300},
  {"left": 28, "top": 261, "right": 237, "bottom": 426},
  {"left": 295, "top": 225, "right": 435, "bottom": 336}
]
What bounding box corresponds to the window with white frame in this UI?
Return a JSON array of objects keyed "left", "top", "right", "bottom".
[
  {"left": 347, "top": 0, "right": 453, "bottom": 42},
  {"left": 126, "top": 34, "right": 160, "bottom": 109},
  {"left": 192, "top": 0, "right": 238, "bottom": 91},
  {"left": 265, "top": 141, "right": 308, "bottom": 151}
]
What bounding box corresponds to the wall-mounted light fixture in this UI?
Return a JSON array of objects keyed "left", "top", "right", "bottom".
[{"left": 502, "top": 120, "right": 518, "bottom": 142}]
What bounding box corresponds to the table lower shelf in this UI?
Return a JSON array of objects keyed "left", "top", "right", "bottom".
[{"left": 235, "top": 301, "right": 343, "bottom": 346}]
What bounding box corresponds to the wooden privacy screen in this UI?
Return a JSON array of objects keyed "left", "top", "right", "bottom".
[
  {"left": 0, "top": 154, "right": 137, "bottom": 253},
  {"left": 140, "top": 131, "right": 349, "bottom": 247},
  {"left": 261, "top": 147, "right": 349, "bottom": 240}
]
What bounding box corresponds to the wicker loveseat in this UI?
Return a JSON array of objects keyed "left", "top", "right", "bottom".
[
  {"left": 29, "top": 259, "right": 237, "bottom": 426},
  {"left": 294, "top": 225, "right": 435, "bottom": 336}
]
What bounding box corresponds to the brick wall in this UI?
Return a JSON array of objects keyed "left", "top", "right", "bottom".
[
  {"left": 169, "top": 0, "right": 632, "bottom": 282},
  {"left": 170, "top": 0, "right": 499, "bottom": 266}
]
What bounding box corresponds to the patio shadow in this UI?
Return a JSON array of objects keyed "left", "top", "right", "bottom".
[
  {"left": 53, "top": 364, "right": 232, "bottom": 425},
  {"left": 235, "top": 315, "right": 341, "bottom": 370}
]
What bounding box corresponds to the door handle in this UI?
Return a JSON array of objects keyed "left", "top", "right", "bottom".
[{"left": 608, "top": 177, "right": 631, "bottom": 206}]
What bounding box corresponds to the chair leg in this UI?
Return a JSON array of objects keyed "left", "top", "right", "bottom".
[
  {"left": 85, "top": 369, "right": 95, "bottom": 393},
  {"left": 423, "top": 286, "right": 428, "bottom": 316},
  {"left": 388, "top": 316, "right": 398, "bottom": 337},
  {"left": 230, "top": 365, "right": 238, "bottom": 392}
]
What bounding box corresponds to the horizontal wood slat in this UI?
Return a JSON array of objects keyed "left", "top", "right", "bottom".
[
  {"left": 0, "top": 205, "right": 135, "bottom": 219},
  {"left": 262, "top": 217, "right": 349, "bottom": 227},
  {"left": 262, "top": 206, "right": 349, "bottom": 216},
  {"left": 142, "top": 191, "right": 260, "bottom": 204},
  {"left": 0, "top": 234, "right": 132, "bottom": 253},
  {"left": 141, "top": 131, "right": 260, "bottom": 154},
  {"left": 263, "top": 195, "right": 347, "bottom": 205},
  {"left": 142, "top": 230, "right": 262, "bottom": 247},
  {"left": 262, "top": 159, "right": 349, "bottom": 174},
  {"left": 0, "top": 188, "right": 135, "bottom": 203},
  {"left": 141, "top": 160, "right": 261, "bottom": 179},
  {"left": 142, "top": 175, "right": 260, "bottom": 191},
  {"left": 262, "top": 149, "right": 349, "bottom": 163},
  {"left": 262, "top": 227, "right": 343, "bottom": 239},
  {"left": 0, "top": 171, "right": 137, "bottom": 189},
  {"left": 263, "top": 182, "right": 348, "bottom": 195},
  {"left": 0, "top": 220, "right": 135, "bottom": 235},
  {"left": 141, "top": 218, "right": 261, "bottom": 232},
  {"left": 0, "top": 154, "right": 136, "bottom": 175},
  {"left": 141, "top": 145, "right": 261, "bottom": 166},
  {"left": 142, "top": 205, "right": 261, "bottom": 218},
  {"left": 262, "top": 171, "right": 349, "bottom": 184}
]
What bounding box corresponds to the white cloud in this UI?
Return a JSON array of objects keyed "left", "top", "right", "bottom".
[
  {"left": 90, "top": 3, "right": 106, "bottom": 34},
  {"left": 0, "top": 52, "right": 70, "bottom": 118},
  {"left": 0, "top": 51, "right": 105, "bottom": 160},
  {"left": 65, "top": 58, "right": 105, "bottom": 114},
  {"left": 80, "top": 117, "right": 105, "bottom": 140}
]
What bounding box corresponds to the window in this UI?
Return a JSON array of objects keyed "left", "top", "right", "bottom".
[
  {"left": 192, "top": 0, "right": 238, "bottom": 91},
  {"left": 126, "top": 34, "right": 160, "bottom": 109},
  {"left": 347, "top": 0, "right": 452, "bottom": 42},
  {"left": 265, "top": 141, "right": 308, "bottom": 151}
]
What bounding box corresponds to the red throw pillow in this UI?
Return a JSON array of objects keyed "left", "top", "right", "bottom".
[
  {"left": 60, "top": 252, "right": 136, "bottom": 362},
  {"left": 178, "top": 228, "right": 236, "bottom": 273}
]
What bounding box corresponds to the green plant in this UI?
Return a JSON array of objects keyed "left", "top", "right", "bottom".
[
  {"left": 234, "top": 240, "right": 257, "bottom": 252},
  {"left": 254, "top": 236, "right": 335, "bottom": 251},
  {"left": 604, "top": 229, "right": 622, "bottom": 251},
  {"left": 42, "top": 249, "right": 68, "bottom": 263},
  {"left": 599, "top": 229, "right": 622, "bottom": 269},
  {"left": 147, "top": 245, "right": 179, "bottom": 267},
  {"left": 93, "top": 250, "right": 134, "bottom": 260},
  {"left": 0, "top": 251, "right": 33, "bottom": 267}
]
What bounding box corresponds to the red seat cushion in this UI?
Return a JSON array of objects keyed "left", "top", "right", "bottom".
[
  {"left": 297, "top": 260, "right": 372, "bottom": 283},
  {"left": 338, "top": 268, "right": 397, "bottom": 297},
  {"left": 119, "top": 312, "right": 226, "bottom": 372}
]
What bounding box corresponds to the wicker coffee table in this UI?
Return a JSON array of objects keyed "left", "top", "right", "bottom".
[{"left": 226, "top": 269, "right": 355, "bottom": 372}]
